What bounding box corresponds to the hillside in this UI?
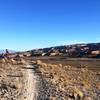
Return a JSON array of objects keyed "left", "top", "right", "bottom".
[
  {"left": 2, "top": 43, "right": 100, "bottom": 59},
  {"left": 28, "top": 43, "right": 100, "bottom": 58}
]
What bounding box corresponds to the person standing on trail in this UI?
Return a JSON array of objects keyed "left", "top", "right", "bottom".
[
  {"left": 6, "top": 49, "right": 9, "bottom": 54},
  {"left": 5, "top": 49, "right": 10, "bottom": 60}
]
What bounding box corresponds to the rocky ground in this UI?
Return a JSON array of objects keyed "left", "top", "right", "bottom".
[
  {"left": 34, "top": 60, "right": 100, "bottom": 100},
  {"left": 0, "top": 59, "right": 100, "bottom": 100}
]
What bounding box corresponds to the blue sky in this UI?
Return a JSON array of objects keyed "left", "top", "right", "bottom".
[{"left": 0, "top": 0, "right": 100, "bottom": 51}]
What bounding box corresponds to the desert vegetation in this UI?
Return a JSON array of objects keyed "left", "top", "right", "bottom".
[
  {"left": 0, "top": 59, "right": 38, "bottom": 100},
  {"left": 0, "top": 46, "right": 100, "bottom": 100},
  {"left": 32, "top": 60, "right": 100, "bottom": 100}
]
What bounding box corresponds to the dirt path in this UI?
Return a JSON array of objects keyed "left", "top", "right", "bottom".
[{"left": 24, "top": 65, "right": 38, "bottom": 100}]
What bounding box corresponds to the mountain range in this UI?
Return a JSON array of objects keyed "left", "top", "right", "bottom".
[
  {"left": 0, "top": 49, "right": 15, "bottom": 54},
  {"left": 29, "top": 43, "right": 100, "bottom": 58}
]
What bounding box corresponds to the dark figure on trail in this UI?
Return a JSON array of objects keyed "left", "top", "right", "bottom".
[
  {"left": 6, "top": 49, "right": 9, "bottom": 54},
  {"left": 4, "top": 49, "right": 10, "bottom": 60}
]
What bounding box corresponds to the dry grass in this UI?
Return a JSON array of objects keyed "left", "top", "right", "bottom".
[
  {"left": 33, "top": 60, "right": 100, "bottom": 100},
  {"left": 0, "top": 58, "right": 99, "bottom": 100},
  {"left": 0, "top": 59, "right": 38, "bottom": 100}
]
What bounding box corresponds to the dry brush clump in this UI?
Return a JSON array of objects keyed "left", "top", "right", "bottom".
[
  {"left": 0, "top": 57, "right": 28, "bottom": 65},
  {"left": 33, "top": 60, "right": 100, "bottom": 100},
  {"left": 0, "top": 63, "right": 23, "bottom": 100}
]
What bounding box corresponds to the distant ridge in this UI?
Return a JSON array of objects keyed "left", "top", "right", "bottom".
[
  {"left": 0, "top": 49, "right": 15, "bottom": 54},
  {"left": 0, "top": 43, "right": 100, "bottom": 58},
  {"left": 28, "top": 42, "right": 100, "bottom": 58}
]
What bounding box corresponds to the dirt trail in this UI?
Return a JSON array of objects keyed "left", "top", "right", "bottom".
[{"left": 22, "top": 65, "right": 38, "bottom": 100}]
